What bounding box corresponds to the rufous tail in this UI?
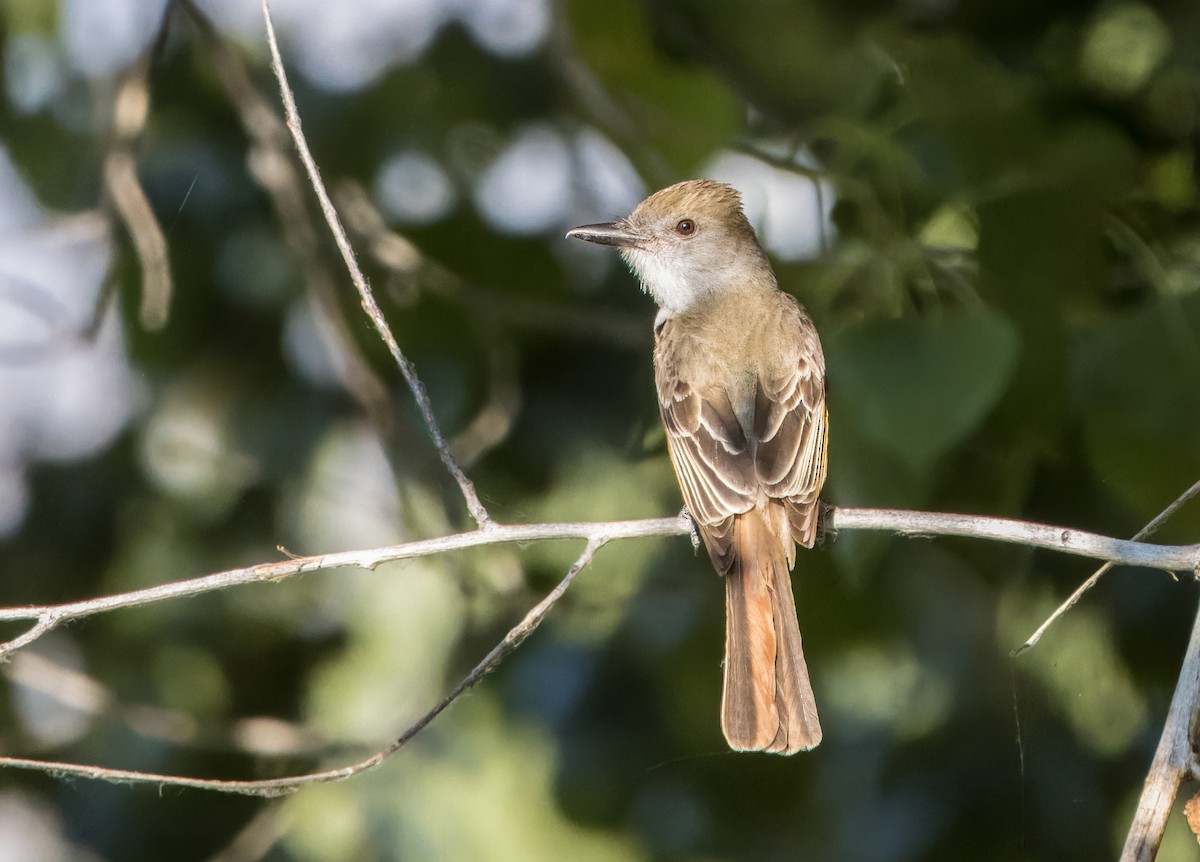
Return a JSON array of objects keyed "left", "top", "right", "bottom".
[{"left": 721, "top": 510, "right": 822, "bottom": 753}]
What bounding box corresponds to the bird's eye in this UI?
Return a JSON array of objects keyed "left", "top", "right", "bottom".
[{"left": 675, "top": 219, "right": 696, "bottom": 236}]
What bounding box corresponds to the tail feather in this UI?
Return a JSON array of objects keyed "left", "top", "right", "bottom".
[{"left": 721, "top": 511, "right": 822, "bottom": 754}]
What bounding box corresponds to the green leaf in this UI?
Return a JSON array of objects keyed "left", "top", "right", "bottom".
[
  {"left": 827, "top": 312, "right": 1021, "bottom": 475},
  {"left": 1080, "top": 2, "right": 1172, "bottom": 97},
  {"left": 1073, "top": 293, "right": 1200, "bottom": 519}
]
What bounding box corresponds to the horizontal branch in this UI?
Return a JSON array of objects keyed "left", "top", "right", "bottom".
[
  {"left": 833, "top": 508, "right": 1200, "bottom": 571},
  {"left": 1, "top": 505, "right": 1196, "bottom": 794},
  {"left": 1, "top": 507, "right": 1195, "bottom": 650},
  {"left": 0, "top": 517, "right": 685, "bottom": 627}
]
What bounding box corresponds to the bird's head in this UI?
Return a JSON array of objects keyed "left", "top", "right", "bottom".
[{"left": 568, "top": 179, "right": 772, "bottom": 316}]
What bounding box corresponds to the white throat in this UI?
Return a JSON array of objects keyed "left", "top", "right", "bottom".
[
  {"left": 621, "top": 241, "right": 773, "bottom": 319},
  {"left": 621, "top": 247, "right": 711, "bottom": 316}
]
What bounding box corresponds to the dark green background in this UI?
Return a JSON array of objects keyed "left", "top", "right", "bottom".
[{"left": 2, "top": 0, "right": 1200, "bottom": 859}]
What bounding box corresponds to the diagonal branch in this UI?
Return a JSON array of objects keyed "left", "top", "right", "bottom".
[
  {"left": 332, "top": 181, "right": 647, "bottom": 348},
  {"left": 176, "top": 0, "right": 400, "bottom": 447},
  {"left": 1120, "top": 591, "right": 1200, "bottom": 861},
  {"left": 259, "top": 0, "right": 491, "bottom": 528},
  {"left": 103, "top": 53, "right": 173, "bottom": 331}
]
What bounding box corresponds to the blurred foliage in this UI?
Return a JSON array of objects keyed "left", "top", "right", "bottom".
[{"left": 2, "top": 0, "right": 1200, "bottom": 860}]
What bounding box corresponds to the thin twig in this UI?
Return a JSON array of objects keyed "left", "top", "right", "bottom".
[
  {"left": 332, "top": 181, "right": 648, "bottom": 348},
  {"left": 176, "top": 0, "right": 400, "bottom": 445},
  {"left": 0, "top": 615, "right": 61, "bottom": 656},
  {"left": 736, "top": 141, "right": 828, "bottom": 182},
  {"left": 1014, "top": 478, "right": 1200, "bottom": 655},
  {"left": 0, "top": 539, "right": 607, "bottom": 797},
  {"left": 259, "top": 0, "right": 491, "bottom": 528},
  {"left": 1120, "top": 591, "right": 1200, "bottom": 861}
]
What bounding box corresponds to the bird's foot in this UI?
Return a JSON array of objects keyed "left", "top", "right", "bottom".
[
  {"left": 815, "top": 500, "right": 836, "bottom": 548},
  {"left": 679, "top": 507, "right": 701, "bottom": 553}
]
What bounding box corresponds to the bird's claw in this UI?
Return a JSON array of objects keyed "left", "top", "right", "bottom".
[
  {"left": 816, "top": 499, "right": 835, "bottom": 547},
  {"left": 679, "top": 507, "right": 701, "bottom": 552}
]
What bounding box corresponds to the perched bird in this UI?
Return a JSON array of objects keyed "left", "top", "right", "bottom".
[{"left": 568, "top": 180, "right": 828, "bottom": 753}]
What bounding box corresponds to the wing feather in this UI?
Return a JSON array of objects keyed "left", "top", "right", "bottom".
[{"left": 656, "top": 293, "right": 827, "bottom": 560}]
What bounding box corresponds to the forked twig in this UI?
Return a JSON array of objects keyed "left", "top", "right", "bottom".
[
  {"left": 0, "top": 539, "right": 606, "bottom": 796},
  {"left": 1014, "top": 478, "right": 1200, "bottom": 655}
]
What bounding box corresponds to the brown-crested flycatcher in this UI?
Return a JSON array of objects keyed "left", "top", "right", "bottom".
[{"left": 568, "top": 180, "right": 828, "bottom": 753}]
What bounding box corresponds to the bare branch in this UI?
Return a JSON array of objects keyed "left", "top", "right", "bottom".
[
  {"left": 0, "top": 539, "right": 607, "bottom": 797},
  {"left": 1015, "top": 478, "right": 1200, "bottom": 655},
  {"left": 0, "top": 615, "right": 61, "bottom": 657},
  {"left": 176, "top": 0, "right": 401, "bottom": 446},
  {"left": 259, "top": 0, "right": 491, "bottom": 528},
  {"left": 735, "top": 141, "right": 828, "bottom": 182},
  {"left": 0, "top": 504, "right": 1196, "bottom": 793},
  {"left": 1, "top": 508, "right": 1196, "bottom": 658},
  {"left": 829, "top": 508, "right": 1200, "bottom": 571},
  {"left": 103, "top": 58, "right": 172, "bottom": 331},
  {"left": 0, "top": 516, "right": 687, "bottom": 633},
  {"left": 1120, "top": 592, "right": 1200, "bottom": 861}
]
